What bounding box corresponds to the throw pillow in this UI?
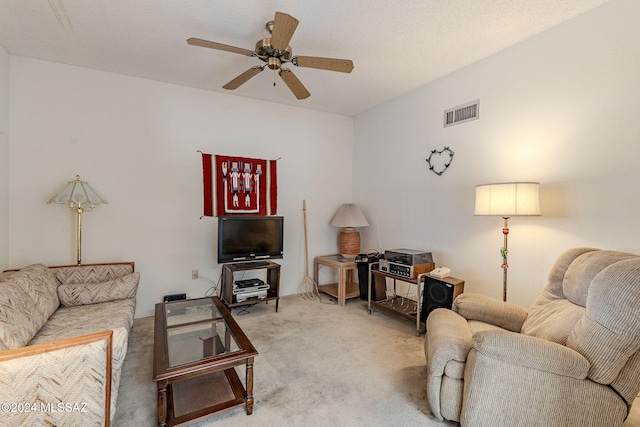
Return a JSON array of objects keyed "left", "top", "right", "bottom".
[
  {"left": 0, "top": 264, "right": 60, "bottom": 349},
  {"left": 58, "top": 272, "right": 140, "bottom": 307}
]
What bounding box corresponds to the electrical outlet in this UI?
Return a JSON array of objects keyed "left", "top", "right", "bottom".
[{"left": 191, "top": 269, "right": 199, "bottom": 280}]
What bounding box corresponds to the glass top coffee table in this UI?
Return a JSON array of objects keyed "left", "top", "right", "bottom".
[{"left": 153, "top": 296, "right": 258, "bottom": 426}]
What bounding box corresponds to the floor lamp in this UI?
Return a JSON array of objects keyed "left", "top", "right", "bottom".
[
  {"left": 474, "top": 182, "right": 540, "bottom": 301},
  {"left": 47, "top": 175, "right": 108, "bottom": 265}
]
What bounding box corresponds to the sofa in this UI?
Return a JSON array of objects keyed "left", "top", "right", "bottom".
[
  {"left": 425, "top": 248, "right": 640, "bottom": 426},
  {"left": 0, "top": 262, "right": 139, "bottom": 426}
]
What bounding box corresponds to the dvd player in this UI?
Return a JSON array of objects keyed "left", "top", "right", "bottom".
[
  {"left": 233, "top": 283, "right": 270, "bottom": 294},
  {"left": 235, "top": 289, "right": 268, "bottom": 302}
]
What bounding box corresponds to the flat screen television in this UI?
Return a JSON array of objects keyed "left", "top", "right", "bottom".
[{"left": 217, "top": 216, "right": 284, "bottom": 264}]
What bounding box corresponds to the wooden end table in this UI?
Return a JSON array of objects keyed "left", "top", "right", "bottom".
[
  {"left": 153, "top": 297, "right": 258, "bottom": 426},
  {"left": 314, "top": 255, "right": 359, "bottom": 306}
]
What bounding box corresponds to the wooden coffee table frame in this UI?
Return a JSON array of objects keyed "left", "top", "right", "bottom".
[{"left": 153, "top": 297, "right": 258, "bottom": 427}]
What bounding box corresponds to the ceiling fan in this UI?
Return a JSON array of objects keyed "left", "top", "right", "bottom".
[{"left": 187, "top": 12, "right": 354, "bottom": 100}]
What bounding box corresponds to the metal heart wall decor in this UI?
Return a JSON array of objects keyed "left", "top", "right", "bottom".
[{"left": 426, "top": 146, "right": 454, "bottom": 176}]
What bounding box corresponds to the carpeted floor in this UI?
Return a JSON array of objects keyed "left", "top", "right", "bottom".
[{"left": 113, "top": 294, "right": 640, "bottom": 427}]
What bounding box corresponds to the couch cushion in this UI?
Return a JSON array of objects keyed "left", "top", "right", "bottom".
[
  {"left": 562, "top": 250, "right": 638, "bottom": 307},
  {"left": 30, "top": 298, "right": 135, "bottom": 345},
  {"left": 57, "top": 272, "right": 140, "bottom": 307},
  {"left": 0, "top": 270, "right": 16, "bottom": 281},
  {"left": 567, "top": 257, "right": 640, "bottom": 385},
  {"left": 521, "top": 292, "right": 585, "bottom": 345},
  {"left": 543, "top": 247, "right": 598, "bottom": 299},
  {"left": 0, "top": 283, "right": 36, "bottom": 349},
  {"left": 0, "top": 264, "right": 60, "bottom": 349},
  {"left": 52, "top": 263, "right": 135, "bottom": 285},
  {"left": 29, "top": 298, "right": 136, "bottom": 380}
]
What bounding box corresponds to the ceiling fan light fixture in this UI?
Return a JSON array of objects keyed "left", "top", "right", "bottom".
[
  {"left": 255, "top": 38, "right": 274, "bottom": 58},
  {"left": 268, "top": 57, "right": 282, "bottom": 70},
  {"left": 255, "top": 39, "right": 292, "bottom": 62}
]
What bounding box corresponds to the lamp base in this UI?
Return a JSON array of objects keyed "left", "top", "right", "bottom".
[{"left": 338, "top": 228, "right": 360, "bottom": 258}]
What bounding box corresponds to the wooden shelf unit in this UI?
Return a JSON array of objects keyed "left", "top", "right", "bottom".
[
  {"left": 221, "top": 261, "right": 280, "bottom": 312},
  {"left": 368, "top": 263, "right": 464, "bottom": 334}
]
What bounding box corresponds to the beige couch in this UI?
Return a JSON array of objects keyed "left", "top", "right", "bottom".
[
  {"left": 0, "top": 262, "right": 139, "bottom": 426},
  {"left": 425, "top": 248, "right": 640, "bottom": 426}
]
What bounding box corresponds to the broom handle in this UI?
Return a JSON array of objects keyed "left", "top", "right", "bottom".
[{"left": 303, "top": 199, "right": 309, "bottom": 275}]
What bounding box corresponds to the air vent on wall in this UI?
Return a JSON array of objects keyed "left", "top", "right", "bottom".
[{"left": 444, "top": 100, "right": 479, "bottom": 127}]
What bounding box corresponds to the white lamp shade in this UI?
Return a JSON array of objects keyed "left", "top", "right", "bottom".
[
  {"left": 474, "top": 182, "right": 540, "bottom": 216},
  {"left": 47, "top": 175, "right": 108, "bottom": 210},
  {"left": 329, "top": 204, "right": 369, "bottom": 228}
]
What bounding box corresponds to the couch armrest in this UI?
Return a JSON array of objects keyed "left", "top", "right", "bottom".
[
  {"left": 0, "top": 331, "right": 112, "bottom": 427},
  {"left": 426, "top": 308, "right": 473, "bottom": 375},
  {"left": 461, "top": 330, "right": 627, "bottom": 427},
  {"left": 453, "top": 293, "right": 528, "bottom": 332},
  {"left": 472, "top": 329, "right": 589, "bottom": 378}
]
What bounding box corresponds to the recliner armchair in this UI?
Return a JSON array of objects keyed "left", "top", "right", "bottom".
[{"left": 425, "top": 248, "right": 640, "bottom": 426}]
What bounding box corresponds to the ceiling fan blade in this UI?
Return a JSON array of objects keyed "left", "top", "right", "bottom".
[
  {"left": 293, "top": 56, "right": 354, "bottom": 73},
  {"left": 187, "top": 38, "right": 255, "bottom": 56},
  {"left": 223, "top": 66, "right": 264, "bottom": 90},
  {"left": 279, "top": 69, "right": 310, "bottom": 100},
  {"left": 270, "top": 12, "right": 299, "bottom": 51}
]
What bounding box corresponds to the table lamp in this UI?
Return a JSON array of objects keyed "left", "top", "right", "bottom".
[
  {"left": 48, "top": 175, "right": 108, "bottom": 264},
  {"left": 474, "top": 182, "right": 540, "bottom": 301},
  {"left": 329, "top": 203, "right": 369, "bottom": 258}
]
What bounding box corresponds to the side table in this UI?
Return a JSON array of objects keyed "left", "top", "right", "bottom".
[{"left": 313, "top": 255, "right": 359, "bottom": 306}]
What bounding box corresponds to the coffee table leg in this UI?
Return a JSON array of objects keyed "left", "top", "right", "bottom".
[
  {"left": 157, "top": 385, "right": 167, "bottom": 426},
  {"left": 246, "top": 357, "right": 254, "bottom": 415}
]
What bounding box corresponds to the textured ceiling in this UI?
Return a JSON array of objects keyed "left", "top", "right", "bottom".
[{"left": 0, "top": 0, "right": 612, "bottom": 116}]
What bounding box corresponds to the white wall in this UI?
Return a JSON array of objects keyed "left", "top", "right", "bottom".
[
  {"left": 7, "top": 0, "right": 639, "bottom": 315},
  {"left": 353, "top": 0, "right": 640, "bottom": 307},
  {"left": 0, "top": 44, "right": 9, "bottom": 270},
  {"left": 9, "top": 58, "right": 353, "bottom": 317}
]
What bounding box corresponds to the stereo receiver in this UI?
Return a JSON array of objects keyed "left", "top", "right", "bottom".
[
  {"left": 379, "top": 249, "right": 434, "bottom": 279},
  {"left": 378, "top": 260, "right": 434, "bottom": 279}
]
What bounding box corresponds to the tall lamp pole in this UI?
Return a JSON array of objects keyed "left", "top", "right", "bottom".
[
  {"left": 48, "top": 175, "right": 108, "bottom": 265},
  {"left": 474, "top": 182, "right": 541, "bottom": 302},
  {"left": 501, "top": 216, "right": 510, "bottom": 302}
]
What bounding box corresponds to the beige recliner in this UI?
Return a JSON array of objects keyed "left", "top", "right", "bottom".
[{"left": 425, "top": 247, "right": 640, "bottom": 426}]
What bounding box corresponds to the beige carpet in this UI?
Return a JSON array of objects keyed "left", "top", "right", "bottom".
[{"left": 114, "top": 294, "right": 640, "bottom": 427}]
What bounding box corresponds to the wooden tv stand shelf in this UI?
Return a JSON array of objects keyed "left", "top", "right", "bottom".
[{"left": 221, "top": 261, "right": 281, "bottom": 312}]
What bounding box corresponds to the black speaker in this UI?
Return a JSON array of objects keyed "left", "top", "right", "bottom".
[
  {"left": 355, "top": 252, "right": 383, "bottom": 300},
  {"left": 163, "top": 293, "right": 187, "bottom": 315},
  {"left": 421, "top": 277, "right": 456, "bottom": 322},
  {"left": 163, "top": 293, "right": 186, "bottom": 302}
]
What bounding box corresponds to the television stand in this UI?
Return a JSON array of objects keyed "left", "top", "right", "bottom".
[
  {"left": 221, "top": 261, "right": 280, "bottom": 312},
  {"left": 234, "top": 261, "right": 270, "bottom": 268}
]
